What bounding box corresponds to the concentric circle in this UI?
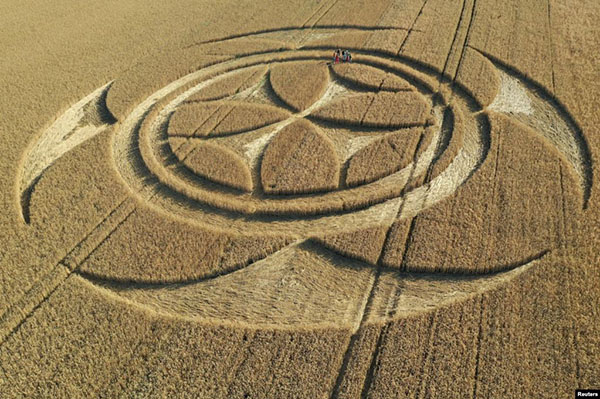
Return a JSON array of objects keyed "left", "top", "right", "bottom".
[
  {"left": 15, "top": 26, "right": 591, "bottom": 332},
  {"left": 112, "top": 49, "right": 486, "bottom": 237}
]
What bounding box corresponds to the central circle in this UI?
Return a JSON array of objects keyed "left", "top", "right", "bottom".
[
  {"left": 155, "top": 55, "right": 444, "bottom": 215},
  {"left": 114, "top": 49, "right": 483, "bottom": 235}
]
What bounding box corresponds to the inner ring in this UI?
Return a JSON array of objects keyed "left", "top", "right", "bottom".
[{"left": 112, "top": 49, "right": 484, "bottom": 235}]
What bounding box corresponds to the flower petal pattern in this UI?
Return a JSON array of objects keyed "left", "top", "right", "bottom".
[
  {"left": 269, "top": 61, "right": 330, "bottom": 111},
  {"left": 346, "top": 128, "right": 424, "bottom": 187},
  {"left": 182, "top": 142, "right": 253, "bottom": 191},
  {"left": 311, "top": 91, "right": 431, "bottom": 128},
  {"left": 331, "top": 63, "right": 413, "bottom": 92},
  {"left": 168, "top": 101, "right": 291, "bottom": 137},
  {"left": 187, "top": 65, "right": 268, "bottom": 102},
  {"left": 261, "top": 119, "right": 340, "bottom": 194}
]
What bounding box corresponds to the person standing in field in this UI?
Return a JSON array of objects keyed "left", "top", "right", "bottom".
[{"left": 334, "top": 49, "right": 340, "bottom": 64}]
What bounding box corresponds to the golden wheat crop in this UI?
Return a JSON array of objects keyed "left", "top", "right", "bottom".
[
  {"left": 1, "top": 0, "right": 599, "bottom": 397},
  {"left": 387, "top": 113, "right": 580, "bottom": 273},
  {"left": 304, "top": 31, "right": 373, "bottom": 49},
  {"left": 332, "top": 63, "right": 413, "bottom": 92},
  {"left": 140, "top": 91, "right": 419, "bottom": 217},
  {"left": 269, "top": 61, "right": 330, "bottom": 111},
  {"left": 187, "top": 64, "right": 268, "bottom": 102},
  {"left": 346, "top": 128, "right": 424, "bottom": 187},
  {"left": 399, "top": 0, "right": 465, "bottom": 73},
  {"left": 312, "top": 91, "right": 431, "bottom": 128},
  {"left": 182, "top": 142, "right": 253, "bottom": 191},
  {"left": 0, "top": 274, "right": 352, "bottom": 398},
  {"left": 467, "top": 0, "right": 556, "bottom": 90},
  {"left": 106, "top": 53, "right": 231, "bottom": 121},
  {"left": 168, "top": 102, "right": 231, "bottom": 137},
  {"left": 261, "top": 119, "right": 340, "bottom": 194},
  {"left": 313, "top": 226, "right": 388, "bottom": 265},
  {"left": 455, "top": 48, "right": 501, "bottom": 108},
  {"left": 168, "top": 101, "right": 290, "bottom": 137},
  {"left": 78, "top": 206, "right": 293, "bottom": 282},
  {"left": 427, "top": 102, "right": 465, "bottom": 181}
]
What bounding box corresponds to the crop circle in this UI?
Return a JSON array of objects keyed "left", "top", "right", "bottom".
[{"left": 112, "top": 49, "right": 485, "bottom": 237}]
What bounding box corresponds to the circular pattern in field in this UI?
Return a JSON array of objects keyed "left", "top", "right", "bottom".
[
  {"left": 20, "top": 27, "right": 592, "bottom": 332},
  {"left": 112, "top": 49, "right": 487, "bottom": 240}
]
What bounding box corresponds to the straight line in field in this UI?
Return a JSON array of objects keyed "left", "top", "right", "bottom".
[
  {"left": 396, "top": 0, "right": 430, "bottom": 56},
  {"left": 0, "top": 198, "right": 136, "bottom": 347},
  {"left": 546, "top": 0, "right": 556, "bottom": 93},
  {"left": 413, "top": 312, "right": 438, "bottom": 399},
  {"left": 471, "top": 294, "right": 485, "bottom": 399}
]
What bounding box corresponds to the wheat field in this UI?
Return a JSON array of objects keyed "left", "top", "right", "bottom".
[{"left": 1, "top": 0, "right": 599, "bottom": 398}]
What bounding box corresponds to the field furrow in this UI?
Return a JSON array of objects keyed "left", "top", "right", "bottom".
[
  {"left": 330, "top": 325, "right": 381, "bottom": 399},
  {"left": 467, "top": 0, "right": 555, "bottom": 90},
  {"left": 400, "top": 0, "right": 464, "bottom": 73},
  {"left": 1, "top": 0, "right": 599, "bottom": 396},
  {"left": 0, "top": 197, "right": 135, "bottom": 346}
]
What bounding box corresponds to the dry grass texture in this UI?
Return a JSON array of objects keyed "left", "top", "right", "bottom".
[
  {"left": 312, "top": 91, "right": 431, "bottom": 128},
  {"left": 261, "top": 119, "right": 340, "bottom": 194},
  {"left": 187, "top": 65, "right": 268, "bottom": 102},
  {"left": 346, "top": 128, "right": 424, "bottom": 186},
  {"left": 269, "top": 61, "right": 330, "bottom": 111},
  {"left": 382, "top": 113, "right": 581, "bottom": 272},
  {"left": 332, "top": 63, "right": 413, "bottom": 92},
  {"left": 2, "top": 0, "right": 599, "bottom": 397},
  {"left": 182, "top": 142, "right": 253, "bottom": 192},
  {"left": 168, "top": 101, "right": 290, "bottom": 137}
]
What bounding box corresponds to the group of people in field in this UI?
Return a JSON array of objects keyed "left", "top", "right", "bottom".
[{"left": 332, "top": 49, "right": 352, "bottom": 64}]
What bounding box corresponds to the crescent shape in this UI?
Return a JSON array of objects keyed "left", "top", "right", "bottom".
[
  {"left": 17, "top": 82, "right": 116, "bottom": 223},
  {"left": 81, "top": 240, "right": 545, "bottom": 330},
  {"left": 15, "top": 34, "right": 584, "bottom": 330},
  {"left": 478, "top": 49, "right": 593, "bottom": 208}
]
